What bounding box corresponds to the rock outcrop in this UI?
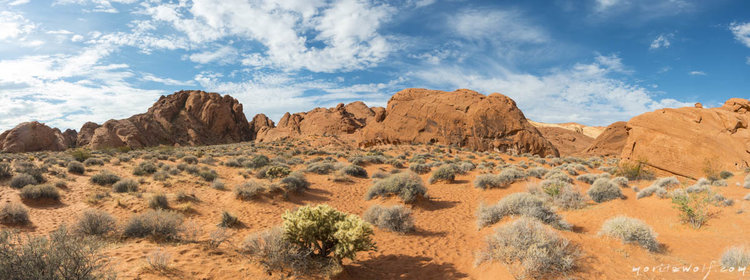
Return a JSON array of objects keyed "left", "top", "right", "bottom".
[
  {"left": 88, "top": 90, "right": 252, "bottom": 149},
  {"left": 535, "top": 126, "right": 594, "bottom": 156},
  {"left": 0, "top": 122, "right": 72, "bottom": 152},
  {"left": 255, "top": 102, "right": 384, "bottom": 143},
  {"left": 621, "top": 99, "right": 750, "bottom": 178},
  {"left": 248, "top": 114, "right": 275, "bottom": 140},
  {"left": 76, "top": 122, "right": 100, "bottom": 147},
  {"left": 584, "top": 121, "right": 628, "bottom": 157},
  {"left": 528, "top": 120, "right": 605, "bottom": 139},
  {"left": 359, "top": 88, "right": 559, "bottom": 156}
]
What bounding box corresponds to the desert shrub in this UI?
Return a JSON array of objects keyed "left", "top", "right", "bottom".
[
  {"left": 112, "top": 179, "right": 138, "bottom": 193},
  {"left": 280, "top": 172, "right": 310, "bottom": 193},
  {"left": 246, "top": 155, "right": 270, "bottom": 169},
  {"left": 0, "top": 203, "right": 29, "bottom": 225},
  {"left": 281, "top": 204, "right": 376, "bottom": 262},
  {"left": 615, "top": 160, "right": 655, "bottom": 181},
  {"left": 671, "top": 189, "right": 712, "bottom": 229},
  {"left": 306, "top": 162, "right": 335, "bottom": 175},
  {"left": 744, "top": 176, "right": 750, "bottom": 189},
  {"left": 118, "top": 154, "right": 132, "bottom": 162},
  {"left": 409, "top": 163, "right": 431, "bottom": 174},
  {"left": 686, "top": 179, "right": 711, "bottom": 193},
  {"left": 363, "top": 204, "right": 414, "bottom": 233},
  {"left": 0, "top": 162, "right": 11, "bottom": 179},
  {"left": 198, "top": 169, "right": 218, "bottom": 182},
  {"left": 148, "top": 194, "right": 169, "bottom": 209},
  {"left": 211, "top": 179, "right": 226, "bottom": 190},
  {"left": 456, "top": 162, "right": 475, "bottom": 173},
  {"left": 498, "top": 167, "right": 527, "bottom": 181},
  {"left": 371, "top": 171, "right": 389, "bottom": 179},
  {"left": 75, "top": 209, "right": 116, "bottom": 236},
  {"left": 529, "top": 180, "right": 587, "bottom": 210},
  {"left": 721, "top": 246, "right": 750, "bottom": 269},
  {"left": 599, "top": 216, "right": 659, "bottom": 252},
  {"left": 587, "top": 178, "right": 622, "bottom": 203},
  {"left": 477, "top": 192, "right": 570, "bottom": 230},
  {"left": 526, "top": 167, "right": 548, "bottom": 179},
  {"left": 719, "top": 170, "right": 734, "bottom": 179},
  {"left": 67, "top": 161, "right": 85, "bottom": 175},
  {"left": 611, "top": 176, "right": 629, "bottom": 187},
  {"left": 576, "top": 173, "right": 610, "bottom": 184},
  {"left": 257, "top": 165, "right": 291, "bottom": 179},
  {"left": 218, "top": 211, "right": 239, "bottom": 228},
  {"left": 473, "top": 174, "right": 509, "bottom": 189},
  {"left": 365, "top": 172, "right": 427, "bottom": 203},
  {"left": 544, "top": 170, "right": 573, "bottom": 183},
  {"left": 133, "top": 161, "right": 158, "bottom": 176},
  {"left": 242, "top": 227, "right": 334, "bottom": 276},
  {"left": 477, "top": 217, "right": 579, "bottom": 279},
  {"left": 182, "top": 155, "right": 198, "bottom": 164},
  {"left": 20, "top": 184, "right": 60, "bottom": 201},
  {"left": 235, "top": 181, "right": 267, "bottom": 200},
  {"left": 10, "top": 173, "right": 36, "bottom": 189},
  {"left": 90, "top": 171, "right": 120, "bottom": 186},
  {"left": 83, "top": 158, "right": 104, "bottom": 166},
  {"left": 123, "top": 210, "right": 183, "bottom": 240},
  {"left": 0, "top": 226, "right": 112, "bottom": 279},
  {"left": 428, "top": 165, "right": 456, "bottom": 184},
  {"left": 70, "top": 148, "right": 92, "bottom": 162},
  {"left": 342, "top": 164, "right": 368, "bottom": 178}
]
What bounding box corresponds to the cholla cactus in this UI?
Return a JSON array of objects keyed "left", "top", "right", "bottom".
[{"left": 282, "top": 204, "right": 376, "bottom": 262}]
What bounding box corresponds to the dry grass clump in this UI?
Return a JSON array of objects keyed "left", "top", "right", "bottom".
[
  {"left": 10, "top": 173, "right": 36, "bottom": 189},
  {"left": 133, "top": 161, "right": 158, "bottom": 176},
  {"left": 587, "top": 178, "right": 623, "bottom": 203},
  {"left": 75, "top": 209, "right": 116, "bottom": 236},
  {"left": 123, "top": 210, "right": 183, "bottom": 240},
  {"left": 20, "top": 184, "right": 60, "bottom": 201},
  {"left": 365, "top": 172, "right": 427, "bottom": 203},
  {"left": 218, "top": 211, "right": 240, "bottom": 228},
  {"left": 636, "top": 177, "right": 679, "bottom": 199},
  {"left": 235, "top": 181, "right": 268, "bottom": 200},
  {"left": 477, "top": 217, "right": 579, "bottom": 279},
  {"left": 280, "top": 172, "right": 310, "bottom": 193},
  {"left": 242, "top": 227, "right": 337, "bottom": 277},
  {"left": 148, "top": 193, "right": 170, "bottom": 209},
  {"left": 0, "top": 162, "right": 12, "bottom": 179},
  {"left": 112, "top": 179, "right": 138, "bottom": 193},
  {"left": 67, "top": 161, "right": 85, "bottom": 175},
  {"left": 428, "top": 165, "right": 456, "bottom": 184},
  {"left": 599, "top": 216, "right": 659, "bottom": 252},
  {"left": 477, "top": 192, "right": 571, "bottom": 230},
  {"left": 0, "top": 202, "right": 30, "bottom": 225},
  {"left": 473, "top": 174, "right": 510, "bottom": 189},
  {"left": 526, "top": 167, "right": 548, "bottom": 179},
  {"left": 90, "top": 171, "right": 120, "bottom": 186},
  {"left": 721, "top": 246, "right": 750, "bottom": 269},
  {"left": 363, "top": 204, "right": 415, "bottom": 233},
  {"left": 342, "top": 164, "right": 368, "bottom": 178},
  {"left": 576, "top": 173, "right": 610, "bottom": 184},
  {"left": 528, "top": 179, "right": 587, "bottom": 210}
]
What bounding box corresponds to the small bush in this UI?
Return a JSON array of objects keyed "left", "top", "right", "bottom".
[
  {"left": 615, "top": 160, "right": 655, "bottom": 181},
  {"left": 342, "top": 164, "right": 368, "bottom": 178},
  {"left": 306, "top": 162, "right": 335, "bottom": 175},
  {"left": 83, "top": 158, "right": 104, "bottom": 166},
  {"left": 409, "top": 163, "right": 431, "bottom": 174},
  {"left": 218, "top": 211, "right": 239, "bottom": 228},
  {"left": 0, "top": 203, "right": 29, "bottom": 225},
  {"left": 477, "top": 217, "right": 579, "bottom": 279},
  {"left": 148, "top": 193, "right": 169, "bottom": 209},
  {"left": 20, "top": 184, "right": 60, "bottom": 201},
  {"left": 280, "top": 172, "right": 310, "bottom": 193},
  {"left": 242, "top": 227, "right": 333, "bottom": 276},
  {"left": 428, "top": 165, "right": 456, "bottom": 184},
  {"left": 587, "top": 178, "right": 623, "bottom": 203},
  {"left": 90, "top": 171, "right": 120, "bottom": 186},
  {"left": 9, "top": 173, "right": 36, "bottom": 189},
  {"left": 123, "top": 210, "right": 183, "bottom": 240},
  {"left": 211, "top": 179, "right": 226, "bottom": 190},
  {"left": 235, "top": 181, "right": 267, "bottom": 200},
  {"left": 599, "top": 216, "right": 659, "bottom": 252},
  {"left": 0, "top": 162, "right": 12, "bottom": 179},
  {"left": 365, "top": 172, "right": 427, "bottom": 203},
  {"left": 70, "top": 148, "right": 92, "bottom": 162},
  {"left": 182, "top": 155, "right": 198, "bottom": 164},
  {"left": 133, "top": 161, "right": 158, "bottom": 176},
  {"left": 473, "top": 174, "right": 510, "bottom": 189},
  {"left": 526, "top": 167, "right": 548, "bottom": 179},
  {"left": 719, "top": 170, "right": 734, "bottom": 179},
  {"left": 363, "top": 204, "right": 414, "bottom": 233},
  {"left": 67, "top": 161, "right": 85, "bottom": 175},
  {"left": 721, "top": 246, "right": 750, "bottom": 269},
  {"left": 75, "top": 209, "right": 116, "bottom": 236},
  {"left": 112, "top": 179, "right": 138, "bottom": 193},
  {"left": 477, "top": 192, "right": 570, "bottom": 230},
  {"left": 246, "top": 155, "right": 270, "bottom": 169},
  {"left": 671, "top": 190, "right": 712, "bottom": 229},
  {"left": 529, "top": 180, "right": 587, "bottom": 210},
  {"left": 198, "top": 169, "right": 218, "bottom": 182}
]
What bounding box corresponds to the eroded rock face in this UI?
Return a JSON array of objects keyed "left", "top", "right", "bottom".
[
  {"left": 621, "top": 99, "right": 750, "bottom": 178},
  {"left": 255, "top": 102, "right": 384, "bottom": 143},
  {"left": 536, "top": 127, "right": 594, "bottom": 156},
  {"left": 0, "top": 122, "right": 70, "bottom": 152},
  {"left": 76, "top": 122, "right": 100, "bottom": 147},
  {"left": 359, "top": 88, "right": 559, "bottom": 156},
  {"left": 88, "top": 90, "right": 252, "bottom": 149},
  {"left": 584, "top": 121, "right": 628, "bottom": 157},
  {"left": 248, "top": 114, "right": 275, "bottom": 140}
]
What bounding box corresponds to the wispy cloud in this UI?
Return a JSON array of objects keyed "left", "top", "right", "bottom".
[
  {"left": 689, "top": 70, "right": 706, "bottom": 76},
  {"left": 730, "top": 22, "right": 750, "bottom": 48},
  {"left": 650, "top": 33, "right": 673, "bottom": 49}
]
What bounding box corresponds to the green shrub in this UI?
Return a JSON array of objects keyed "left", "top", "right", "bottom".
[
  {"left": 67, "top": 161, "right": 85, "bottom": 175},
  {"left": 671, "top": 189, "right": 712, "bottom": 229},
  {"left": 477, "top": 193, "right": 571, "bottom": 230},
  {"left": 112, "top": 179, "right": 138, "bottom": 193},
  {"left": 0, "top": 203, "right": 29, "bottom": 225},
  {"left": 198, "top": 169, "right": 218, "bottom": 182},
  {"left": 428, "top": 165, "right": 456, "bottom": 184},
  {"left": 148, "top": 193, "right": 169, "bottom": 209},
  {"left": 90, "top": 171, "right": 120, "bottom": 186},
  {"left": 280, "top": 172, "right": 310, "bottom": 193},
  {"left": 615, "top": 160, "right": 655, "bottom": 181},
  {"left": 242, "top": 227, "right": 334, "bottom": 276},
  {"left": 133, "top": 161, "right": 158, "bottom": 176},
  {"left": 477, "top": 217, "right": 579, "bottom": 279},
  {"left": 70, "top": 148, "right": 92, "bottom": 162},
  {"left": 123, "top": 210, "right": 183, "bottom": 240},
  {"left": 0, "top": 226, "right": 112, "bottom": 279},
  {"left": 75, "top": 209, "right": 116, "bottom": 236},
  {"left": 342, "top": 164, "right": 368, "bottom": 178},
  {"left": 10, "top": 173, "right": 36, "bottom": 189},
  {"left": 721, "top": 246, "right": 750, "bottom": 269},
  {"left": 363, "top": 204, "right": 414, "bottom": 233},
  {"left": 587, "top": 178, "right": 623, "bottom": 203},
  {"left": 529, "top": 179, "right": 587, "bottom": 210},
  {"left": 20, "top": 184, "right": 60, "bottom": 201},
  {"left": 599, "top": 216, "right": 659, "bottom": 252},
  {"left": 235, "top": 181, "right": 266, "bottom": 200},
  {"left": 246, "top": 155, "right": 270, "bottom": 169},
  {"left": 0, "top": 162, "right": 13, "bottom": 179},
  {"left": 365, "top": 172, "right": 427, "bottom": 203},
  {"left": 281, "top": 204, "right": 376, "bottom": 262}
]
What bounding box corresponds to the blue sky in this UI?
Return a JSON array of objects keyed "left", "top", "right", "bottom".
[{"left": 1, "top": 0, "right": 749, "bottom": 131}]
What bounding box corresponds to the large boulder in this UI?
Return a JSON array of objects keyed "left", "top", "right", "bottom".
[
  {"left": 248, "top": 114, "right": 275, "bottom": 140},
  {"left": 0, "top": 122, "right": 71, "bottom": 152},
  {"left": 535, "top": 126, "right": 594, "bottom": 156},
  {"left": 76, "top": 122, "right": 100, "bottom": 147},
  {"left": 359, "top": 88, "right": 559, "bottom": 156},
  {"left": 88, "top": 90, "right": 252, "bottom": 149},
  {"left": 584, "top": 121, "right": 628, "bottom": 157},
  {"left": 621, "top": 99, "right": 750, "bottom": 178}
]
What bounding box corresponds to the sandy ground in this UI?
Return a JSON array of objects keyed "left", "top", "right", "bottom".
[{"left": 1, "top": 143, "right": 750, "bottom": 280}]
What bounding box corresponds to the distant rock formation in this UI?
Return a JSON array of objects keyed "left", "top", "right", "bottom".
[
  {"left": 359, "top": 88, "right": 559, "bottom": 157},
  {"left": 584, "top": 121, "right": 628, "bottom": 157},
  {"left": 88, "top": 90, "right": 252, "bottom": 149},
  {"left": 528, "top": 120, "right": 605, "bottom": 139},
  {"left": 621, "top": 99, "right": 750, "bottom": 178},
  {"left": 0, "top": 122, "right": 73, "bottom": 153},
  {"left": 535, "top": 126, "right": 594, "bottom": 156},
  {"left": 248, "top": 114, "right": 275, "bottom": 140},
  {"left": 76, "top": 122, "right": 100, "bottom": 147}
]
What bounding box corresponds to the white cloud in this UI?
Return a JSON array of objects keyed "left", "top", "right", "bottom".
[
  {"left": 649, "top": 33, "right": 672, "bottom": 49},
  {"left": 689, "top": 70, "right": 706, "bottom": 76},
  {"left": 71, "top": 34, "right": 84, "bottom": 42},
  {"left": 0, "top": 11, "right": 35, "bottom": 40},
  {"left": 54, "top": 0, "right": 138, "bottom": 13},
  {"left": 450, "top": 9, "right": 547, "bottom": 44},
  {"left": 593, "top": 0, "right": 693, "bottom": 20},
  {"left": 413, "top": 54, "right": 692, "bottom": 125},
  {"left": 7, "top": 0, "right": 30, "bottom": 5},
  {"left": 746, "top": 57, "right": 750, "bottom": 65},
  {"left": 730, "top": 22, "right": 750, "bottom": 48},
  {"left": 188, "top": 46, "right": 238, "bottom": 64},
  {"left": 141, "top": 74, "right": 196, "bottom": 86}
]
